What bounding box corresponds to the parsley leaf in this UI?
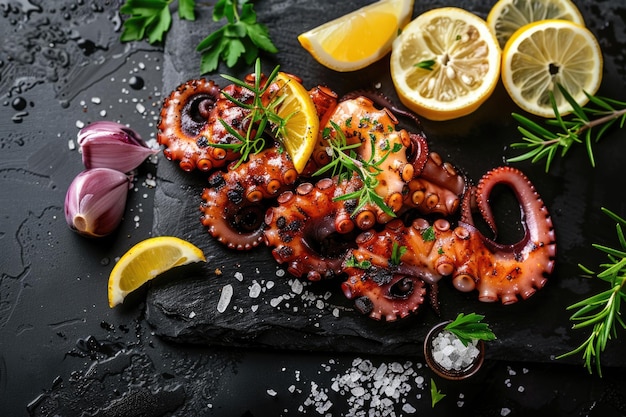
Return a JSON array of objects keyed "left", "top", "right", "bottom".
[
  {"left": 119, "top": 0, "right": 196, "bottom": 45},
  {"left": 197, "top": 0, "right": 278, "bottom": 74}
]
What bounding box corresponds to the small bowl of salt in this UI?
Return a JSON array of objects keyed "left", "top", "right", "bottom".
[{"left": 424, "top": 321, "right": 485, "bottom": 380}]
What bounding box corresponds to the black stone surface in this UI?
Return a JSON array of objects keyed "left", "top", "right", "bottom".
[
  {"left": 1, "top": 1, "right": 626, "bottom": 417},
  {"left": 147, "top": 0, "right": 626, "bottom": 368}
]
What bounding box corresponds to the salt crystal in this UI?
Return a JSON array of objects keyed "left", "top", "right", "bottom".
[
  {"left": 270, "top": 296, "right": 283, "bottom": 307},
  {"left": 402, "top": 403, "right": 416, "bottom": 413},
  {"left": 291, "top": 279, "right": 303, "bottom": 294},
  {"left": 266, "top": 389, "right": 277, "bottom": 397},
  {"left": 266, "top": 280, "right": 275, "bottom": 289},
  {"left": 249, "top": 282, "right": 261, "bottom": 298},
  {"left": 234, "top": 271, "right": 244, "bottom": 282},
  {"left": 351, "top": 387, "right": 366, "bottom": 397},
  {"left": 316, "top": 300, "right": 325, "bottom": 309},
  {"left": 501, "top": 408, "right": 511, "bottom": 416},
  {"left": 68, "top": 139, "right": 75, "bottom": 150},
  {"left": 217, "top": 284, "right": 233, "bottom": 313},
  {"left": 188, "top": 311, "right": 196, "bottom": 319},
  {"left": 76, "top": 120, "right": 85, "bottom": 128},
  {"left": 91, "top": 97, "right": 101, "bottom": 104}
]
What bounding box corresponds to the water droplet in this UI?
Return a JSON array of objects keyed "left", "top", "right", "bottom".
[
  {"left": 129, "top": 75, "right": 144, "bottom": 90},
  {"left": 11, "top": 96, "right": 27, "bottom": 111}
]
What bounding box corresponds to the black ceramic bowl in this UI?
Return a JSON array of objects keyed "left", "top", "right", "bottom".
[{"left": 424, "top": 321, "right": 485, "bottom": 380}]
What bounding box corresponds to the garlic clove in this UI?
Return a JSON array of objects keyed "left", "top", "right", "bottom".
[
  {"left": 78, "top": 121, "right": 158, "bottom": 172},
  {"left": 64, "top": 168, "right": 131, "bottom": 238}
]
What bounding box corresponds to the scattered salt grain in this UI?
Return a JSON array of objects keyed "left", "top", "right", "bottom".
[
  {"left": 266, "top": 389, "right": 277, "bottom": 397},
  {"left": 266, "top": 280, "right": 275, "bottom": 289},
  {"left": 68, "top": 139, "right": 75, "bottom": 150},
  {"left": 188, "top": 311, "right": 196, "bottom": 319},
  {"left": 76, "top": 120, "right": 85, "bottom": 129},
  {"left": 91, "top": 96, "right": 101, "bottom": 104},
  {"left": 234, "top": 271, "right": 244, "bottom": 282},
  {"left": 402, "top": 403, "right": 416, "bottom": 414},
  {"left": 501, "top": 407, "right": 511, "bottom": 416},
  {"left": 217, "top": 284, "right": 233, "bottom": 313},
  {"left": 249, "top": 282, "right": 262, "bottom": 298},
  {"left": 291, "top": 279, "right": 303, "bottom": 294}
]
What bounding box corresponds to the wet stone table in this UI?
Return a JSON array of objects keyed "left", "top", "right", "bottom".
[{"left": 1, "top": 1, "right": 626, "bottom": 417}]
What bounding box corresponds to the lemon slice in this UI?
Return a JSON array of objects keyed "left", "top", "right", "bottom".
[
  {"left": 274, "top": 72, "right": 319, "bottom": 174},
  {"left": 487, "top": 0, "right": 584, "bottom": 49},
  {"left": 501, "top": 20, "right": 603, "bottom": 118},
  {"left": 297, "top": 0, "right": 415, "bottom": 72},
  {"left": 390, "top": 7, "right": 501, "bottom": 121},
  {"left": 108, "top": 236, "right": 206, "bottom": 307}
]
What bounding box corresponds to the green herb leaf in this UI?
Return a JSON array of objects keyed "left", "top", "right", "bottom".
[
  {"left": 345, "top": 255, "right": 372, "bottom": 270},
  {"left": 390, "top": 242, "right": 407, "bottom": 266},
  {"left": 430, "top": 378, "right": 446, "bottom": 408},
  {"left": 120, "top": 0, "right": 179, "bottom": 44},
  {"left": 197, "top": 0, "right": 277, "bottom": 74},
  {"left": 444, "top": 313, "right": 496, "bottom": 347}
]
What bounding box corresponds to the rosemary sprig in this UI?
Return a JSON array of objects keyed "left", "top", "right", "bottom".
[
  {"left": 210, "top": 59, "right": 290, "bottom": 168},
  {"left": 314, "top": 121, "right": 402, "bottom": 218},
  {"left": 508, "top": 84, "right": 626, "bottom": 172},
  {"left": 415, "top": 59, "right": 436, "bottom": 71},
  {"left": 557, "top": 207, "right": 626, "bottom": 376},
  {"left": 444, "top": 313, "right": 496, "bottom": 347}
]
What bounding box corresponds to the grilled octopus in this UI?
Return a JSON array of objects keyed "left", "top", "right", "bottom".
[{"left": 157, "top": 71, "right": 556, "bottom": 321}]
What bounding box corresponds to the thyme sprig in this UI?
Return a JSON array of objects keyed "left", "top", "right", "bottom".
[
  {"left": 557, "top": 208, "right": 626, "bottom": 376},
  {"left": 314, "top": 121, "right": 402, "bottom": 218},
  {"left": 444, "top": 313, "right": 496, "bottom": 347},
  {"left": 508, "top": 84, "right": 626, "bottom": 172},
  {"left": 210, "top": 60, "right": 290, "bottom": 168}
]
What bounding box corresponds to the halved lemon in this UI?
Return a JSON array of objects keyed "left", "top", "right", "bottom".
[
  {"left": 501, "top": 19, "right": 603, "bottom": 118},
  {"left": 390, "top": 7, "right": 501, "bottom": 121},
  {"left": 487, "top": 0, "right": 584, "bottom": 49},
  {"left": 108, "top": 236, "right": 206, "bottom": 307},
  {"left": 297, "top": 0, "right": 415, "bottom": 72},
  {"left": 274, "top": 72, "right": 319, "bottom": 174}
]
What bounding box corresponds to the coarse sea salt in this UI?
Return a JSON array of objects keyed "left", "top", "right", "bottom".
[
  {"left": 431, "top": 330, "right": 480, "bottom": 371},
  {"left": 217, "top": 284, "right": 233, "bottom": 313}
]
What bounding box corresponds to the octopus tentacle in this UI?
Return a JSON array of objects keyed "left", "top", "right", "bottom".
[
  {"left": 342, "top": 166, "right": 556, "bottom": 314},
  {"left": 341, "top": 271, "right": 427, "bottom": 321},
  {"left": 158, "top": 79, "right": 253, "bottom": 172},
  {"left": 263, "top": 177, "right": 360, "bottom": 281},
  {"left": 200, "top": 145, "right": 298, "bottom": 250},
  {"left": 462, "top": 166, "right": 557, "bottom": 303}
]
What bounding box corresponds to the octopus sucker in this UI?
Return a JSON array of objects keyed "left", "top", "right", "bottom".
[{"left": 159, "top": 70, "right": 557, "bottom": 322}]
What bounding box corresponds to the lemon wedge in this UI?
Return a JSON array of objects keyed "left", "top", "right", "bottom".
[
  {"left": 274, "top": 72, "right": 319, "bottom": 174},
  {"left": 487, "top": 0, "right": 584, "bottom": 49},
  {"left": 297, "top": 0, "right": 415, "bottom": 72},
  {"left": 501, "top": 19, "right": 603, "bottom": 118},
  {"left": 108, "top": 236, "right": 206, "bottom": 307},
  {"left": 390, "top": 7, "right": 501, "bottom": 121}
]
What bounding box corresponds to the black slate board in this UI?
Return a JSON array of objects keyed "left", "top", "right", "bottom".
[{"left": 147, "top": 0, "right": 626, "bottom": 366}]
